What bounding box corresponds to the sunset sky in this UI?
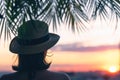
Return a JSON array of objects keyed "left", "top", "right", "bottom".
[{"left": 0, "top": 17, "right": 120, "bottom": 72}]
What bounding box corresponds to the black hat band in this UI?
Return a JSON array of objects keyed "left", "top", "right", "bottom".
[{"left": 17, "top": 35, "right": 50, "bottom": 46}]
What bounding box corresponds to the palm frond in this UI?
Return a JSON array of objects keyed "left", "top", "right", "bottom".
[
  {"left": 111, "top": 0, "right": 120, "bottom": 17},
  {"left": 61, "top": 0, "right": 88, "bottom": 32},
  {"left": 88, "top": 0, "right": 110, "bottom": 20},
  {"left": 0, "top": 0, "right": 120, "bottom": 40}
]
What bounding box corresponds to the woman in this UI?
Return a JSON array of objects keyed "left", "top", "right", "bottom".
[{"left": 0, "top": 20, "right": 71, "bottom": 80}]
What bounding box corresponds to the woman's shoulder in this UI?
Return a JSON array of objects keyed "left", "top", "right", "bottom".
[
  {"left": 0, "top": 73, "right": 13, "bottom": 80},
  {"left": 0, "top": 72, "right": 20, "bottom": 80},
  {"left": 45, "top": 70, "right": 71, "bottom": 80},
  {"left": 0, "top": 71, "right": 71, "bottom": 80},
  {"left": 0, "top": 75, "right": 6, "bottom": 80}
]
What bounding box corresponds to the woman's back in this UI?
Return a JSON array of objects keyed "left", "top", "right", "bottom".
[
  {"left": 0, "top": 70, "right": 70, "bottom": 80},
  {"left": 0, "top": 21, "right": 71, "bottom": 80}
]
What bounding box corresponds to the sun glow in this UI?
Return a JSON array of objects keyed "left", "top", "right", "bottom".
[{"left": 108, "top": 66, "right": 118, "bottom": 73}]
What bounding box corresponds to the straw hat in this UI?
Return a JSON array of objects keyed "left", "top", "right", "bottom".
[{"left": 9, "top": 20, "right": 60, "bottom": 54}]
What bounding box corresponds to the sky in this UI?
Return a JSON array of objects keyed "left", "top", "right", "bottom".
[{"left": 0, "top": 17, "right": 120, "bottom": 73}]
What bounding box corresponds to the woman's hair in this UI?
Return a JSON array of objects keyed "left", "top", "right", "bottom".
[{"left": 12, "top": 51, "right": 51, "bottom": 72}]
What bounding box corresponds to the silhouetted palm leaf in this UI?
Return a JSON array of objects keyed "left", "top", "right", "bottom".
[{"left": 0, "top": 0, "right": 120, "bottom": 40}]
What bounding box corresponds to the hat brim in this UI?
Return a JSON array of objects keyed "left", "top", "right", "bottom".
[{"left": 10, "top": 33, "right": 60, "bottom": 54}]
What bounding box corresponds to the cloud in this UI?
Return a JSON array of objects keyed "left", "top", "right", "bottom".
[{"left": 51, "top": 43, "right": 119, "bottom": 52}]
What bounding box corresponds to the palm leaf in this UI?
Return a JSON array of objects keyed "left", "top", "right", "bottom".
[{"left": 0, "top": 0, "right": 120, "bottom": 40}]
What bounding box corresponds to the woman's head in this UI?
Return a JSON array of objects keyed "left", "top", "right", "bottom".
[
  {"left": 9, "top": 20, "right": 60, "bottom": 54},
  {"left": 12, "top": 51, "right": 51, "bottom": 71},
  {"left": 10, "top": 20, "right": 59, "bottom": 71}
]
